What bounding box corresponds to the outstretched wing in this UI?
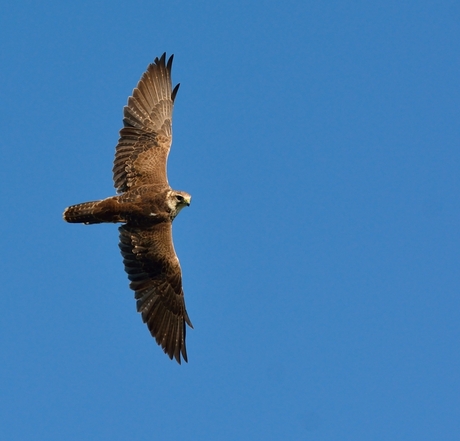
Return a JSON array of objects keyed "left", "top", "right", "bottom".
[
  {"left": 113, "top": 53, "right": 180, "bottom": 193},
  {"left": 119, "top": 223, "right": 192, "bottom": 363}
]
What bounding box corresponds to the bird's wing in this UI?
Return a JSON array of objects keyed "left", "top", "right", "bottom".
[
  {"left": 113, "top": 53, "right": 180, "bottom": 192},
  {"left": 119, "top": 223, "right": 192, "bottom": 363}
]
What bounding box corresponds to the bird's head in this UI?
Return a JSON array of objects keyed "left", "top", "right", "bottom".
[{"left": 166, "top": 190, "right": 191, "bottom": 219}]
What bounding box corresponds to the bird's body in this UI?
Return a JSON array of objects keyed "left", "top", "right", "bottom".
[
  {"left": 64, "top": 186, "right": 190, "bottom": 225},
  {"left": 63, "top": 54, "right": 192, "bottom": 364}
]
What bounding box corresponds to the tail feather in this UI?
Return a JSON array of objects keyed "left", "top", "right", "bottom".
[{"left": 63, "top": 200, "right": 105, "bottom": 224}]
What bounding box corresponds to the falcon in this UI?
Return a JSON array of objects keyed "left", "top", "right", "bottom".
[{"left": 63, "top": 54, "right": 193, "bottom": 364}]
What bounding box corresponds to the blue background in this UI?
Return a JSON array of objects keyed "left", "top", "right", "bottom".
[{"left": 1, "top": 1, "right": 459, "bottom": 439}]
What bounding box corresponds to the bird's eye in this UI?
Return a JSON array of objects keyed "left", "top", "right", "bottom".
[{"left": 176, "top": 195, "right": 184, "bottom": 201}]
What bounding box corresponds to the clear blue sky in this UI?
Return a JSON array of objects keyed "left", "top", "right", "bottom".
[{"left": 1, "top": 1, "right": 459, "bottom": 439}]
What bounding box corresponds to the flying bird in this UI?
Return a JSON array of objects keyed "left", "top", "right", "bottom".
[{"left": 63, "top": 53, "right": 193, "bottom": 364}]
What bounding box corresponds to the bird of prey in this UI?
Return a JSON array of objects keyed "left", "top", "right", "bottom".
[{"left": 63, "top": 54, "right": 193, "bottom": 364}]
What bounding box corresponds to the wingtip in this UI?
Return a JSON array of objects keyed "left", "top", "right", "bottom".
[
  {"left": 155, "top": 52, "right": 167, "bottom": 66},
  {"left": 152, "top": 52, "right": 175, "bottom": 72},
  {"left": 174, "top": 353, "right": 183, "bottom": 364},
  {"left": 171, "top": 83, "right": 180, "bottom": 101},
  {"left": 167, "top": 344, "right": 187, "bottom": 365},
  {"left": 179, "top": 347, "right": 188, "bottom": 364},
  {"left": 166, "top": 53, "right": 174, "bottom": 71}
]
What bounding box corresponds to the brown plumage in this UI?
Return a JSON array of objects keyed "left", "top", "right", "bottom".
[{"left": 63, "top": 54, "right": 193, "bottom": 364}]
